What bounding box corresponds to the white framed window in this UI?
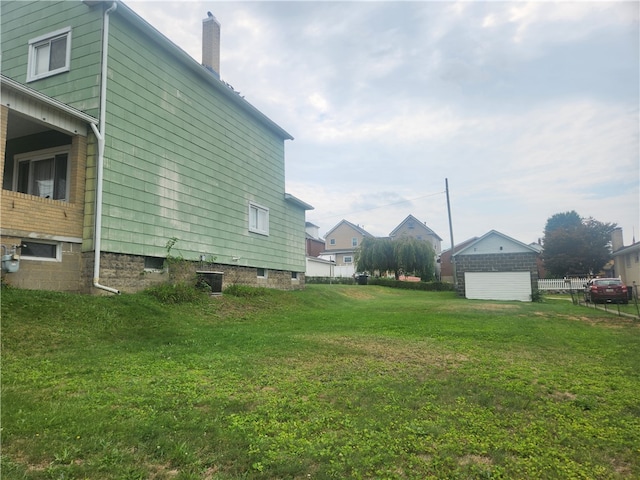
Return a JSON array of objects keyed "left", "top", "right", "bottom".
[
  {"left": 344, "top": 256, "right": 353, "bottom": 264},
  {"left": 27, "top": 27, "right": 72, "bottom": 82},
  {"left": 291, "top": 271, "right": 299, "bottom": 280},
  {"left": 257, "top": 268, "right": 267, "bottom": 278},
  {"left": 20, "top": 240, "right": 61, "bottom": 262},
  {"left": 352, "top": 237, "right": 358, "bottom": 247},
  {"left": 330, "top": 238, "right": 336, "bottom": 246},
  {"left": 14, "top": 147, "right": 70, "bottom": 201},
  {"left": 249, "top": 202, "right": 269, "bottom": 236}
]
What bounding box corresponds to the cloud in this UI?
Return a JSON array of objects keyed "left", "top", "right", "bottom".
[{"left": 127, "top": 0, "right": 639, "bottom": 246}]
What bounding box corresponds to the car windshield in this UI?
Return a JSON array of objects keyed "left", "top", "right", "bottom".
[{"left": 593, "top": 279, "right": 622, "bottom": 286}]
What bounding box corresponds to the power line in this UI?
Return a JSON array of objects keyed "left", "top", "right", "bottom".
[{"left": 310, "top": 190, "right": 446, "bottom": 222}]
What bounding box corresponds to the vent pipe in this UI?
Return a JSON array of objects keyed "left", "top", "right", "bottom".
[{"left": 202, "top": 12, "right": 221, "bottom": 77}]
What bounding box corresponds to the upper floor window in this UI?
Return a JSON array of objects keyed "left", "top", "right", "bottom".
[
  {"left": 249, "top": 202, "right": 269, "bottom": 236},
  {"left": 330, "top": 238, "right": 336, "bottom": 245},
  {"left": 352, "top": 237, "right": 358, "bottom": 247},
  {"left": 27, "top": 27, "right": 71, "bottom": 82},
  {"left": 14, "top": 147, "right": 70, "bottom": 201}
]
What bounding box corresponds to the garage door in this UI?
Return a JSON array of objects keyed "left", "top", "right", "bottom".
[{"left": 464, "top": 271, "right": 532, "bottom": 302}]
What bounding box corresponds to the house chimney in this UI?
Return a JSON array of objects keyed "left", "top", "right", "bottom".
[
  {"left": 202, "top": 12, "right": 220, "bottom": 77},
  {"left": 611, "top": 227, "right": 624, "bottom": 252}
]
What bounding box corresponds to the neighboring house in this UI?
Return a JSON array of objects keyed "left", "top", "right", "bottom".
[
  {"left": 389, "top": 214, "right": 442, "bottom": 278},
  {"left": 305, "top": 222, "right": 325, "bottom": 257},
  {"left": 321, "top": 219, "right": 374, "bottom": 276},
  {"left": 611, "top": 227, "right": 640, "bottom": 291},
  {"left": 1, "top": 0, "right": 312, "bottom": 293},
  {"left": 452, "top": 230, "right": 539, "bottom": 302},
  {"left": 389, "top": 214, "right": 442, "bottom": 254},
  {"left": 439, "top": 237, "right": 478, "bottom": 283}
]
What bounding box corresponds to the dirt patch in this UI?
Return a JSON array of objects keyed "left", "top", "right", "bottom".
[
  {"left": 459, "top": 454, "right": 493, "bottom": 466},
  {"left": 337, "top": 289, "right": 376, "bottom": 300},
  {"left": 549, "top": 390, "right": 577, "bottom": 402},
  {"left": 470, "top": 303, "right": 519, "bottom": 311},
  {"left": 301, "top": 335, "right": 468, "bottom": 370},
  {"left": 558, "top": 314, "right": 639, "bottom": 328}
]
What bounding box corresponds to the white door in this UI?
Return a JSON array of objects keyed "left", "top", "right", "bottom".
[{"left": 464, "top": 271, "right": 532, "bottom": 301}]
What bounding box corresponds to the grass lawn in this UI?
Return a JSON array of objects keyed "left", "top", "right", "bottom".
[{"left": 1, "top": 284, "right": 639, "bottom": 479}]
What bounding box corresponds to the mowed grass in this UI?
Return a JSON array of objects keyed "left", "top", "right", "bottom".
[{"left": 1, "top": 285, "right": 639, "bottom": 479}]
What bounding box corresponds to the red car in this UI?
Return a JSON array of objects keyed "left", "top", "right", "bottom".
[{"left": 584, "top": 278, "right": 628, "bottom": 304}]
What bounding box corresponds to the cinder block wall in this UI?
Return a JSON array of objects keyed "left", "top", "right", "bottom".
[
  {"left": 454, "top": 252, "right": 539, "bottom": 296},
  {"left": 81, "top": 252, "right": 305, "bottom": 294}
]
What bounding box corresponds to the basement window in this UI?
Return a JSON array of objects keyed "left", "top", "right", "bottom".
[
  {"left": 144, "top": 256, "right": 165, "bottom": 272},
  {"left": 21, "top": 240, "right": 60, "bottom": 261},
  {"left": 27, "top": 27, "right": 72, "bottom": 82},
  {"left": 257, "top": 268, "right": 267, "bottom": 278}
]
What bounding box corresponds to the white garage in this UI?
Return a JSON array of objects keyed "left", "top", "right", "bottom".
[
  {"left": 452, "top": 230, "right": 540, "bottom": 302},
  {"left": 464, "top": 271, "right": 532, "bottom": 302}
]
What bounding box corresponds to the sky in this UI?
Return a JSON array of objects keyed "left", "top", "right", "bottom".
[{"left": 127, "top": 0, "right": 639, "bottom": 248}]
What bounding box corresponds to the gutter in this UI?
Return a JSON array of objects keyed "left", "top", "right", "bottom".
[{"left": 91, "top": 1, "right": 120, "bottom": 294}]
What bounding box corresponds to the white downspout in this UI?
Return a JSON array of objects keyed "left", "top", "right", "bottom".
[{"left": 92, "top": 1, "right": 120, "bottom": 294}]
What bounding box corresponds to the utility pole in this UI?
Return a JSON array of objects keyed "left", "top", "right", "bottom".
[{"left": 445, "top": 178, "right": 457, "bottom": 288}]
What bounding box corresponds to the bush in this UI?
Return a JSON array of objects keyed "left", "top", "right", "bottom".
[
  {"left": 144, "top": 282, "right": 206, "bottom": 304},
  {"left": 223, "top": 284, "right": 273, "bottom": 297},
  {"left": 530, "top": 288, "right": 545, "bottom": 302},
  {"left": 305, "top": 277, "right": 355, "bottom": 285},
  {"left": 368, "top": 277, "right": 456, "bottom": 292}
]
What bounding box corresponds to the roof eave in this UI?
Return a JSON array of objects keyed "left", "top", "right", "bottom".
[{"left": 113, "top": 1, "right": 293, "bottom": 141}]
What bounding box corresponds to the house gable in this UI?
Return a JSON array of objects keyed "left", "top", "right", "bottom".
[
  {"left": 389, "top": 214, "right": 442, "bottom": 253},
  {"left": 324, "top": 220, "right": 374, "bottom": 251},
  {"left": 453, "top": 230, "right": 539, "bottom": 257}
]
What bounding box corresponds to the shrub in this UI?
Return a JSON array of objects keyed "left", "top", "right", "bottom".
[
  {"left": 223, "top": 284, "right": 273, "bottom": 297},
  {"left": 144, "top": 282, "right": 206, "bottom": 304},
  {"left": 530, "top": 288, "right": 545, "bottom": 302},
  {"left": 305, "top": 277, "right": 355, "bottom": 285},
  {"left": 368, "top": 277, "right": 456, "bottom": 292}
]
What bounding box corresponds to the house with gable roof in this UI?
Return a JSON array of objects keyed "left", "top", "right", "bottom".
[
  {"left": 389, "top": 214, "right": 442, "bottom": 255},
  {"left": 1, "top": 0, "right": 311, "bottom": 293},
  {"left": 321, "top": 219, "right": 374, "bottom": 273},
  {"left": 452, "top": 230, "right": 539, "bottom": 301}
]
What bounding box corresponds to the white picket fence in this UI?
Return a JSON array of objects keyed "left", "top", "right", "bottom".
[{"left": 537, "top": 278, "right": 590, "bottom": 291}]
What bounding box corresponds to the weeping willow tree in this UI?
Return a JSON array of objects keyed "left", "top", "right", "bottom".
[{"left": 356, "top": 236, "right": 436, "bottom": 281}]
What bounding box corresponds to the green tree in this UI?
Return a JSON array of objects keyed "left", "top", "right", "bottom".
[
  {"left": 356, "top": 236, "right": 435, "bottom": 281},
  {"left": 542, "top": 211, "right": 616, "bottom": 277}
]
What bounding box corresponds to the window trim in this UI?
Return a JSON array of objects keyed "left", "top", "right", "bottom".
[
  {"left": 27, "top": 27, "right": 72, "bottom": 82},
  {"left": 257, "top": 268, "right": 267, "bottom": 278},
  {"left": 344, "top": 256, "right": 353, "bottom": 264},
  {"left": 329, "top": 238, "right": 336, "bottom": 245},
  {"left": 13, "top": 146, "right": 71, "bottom": 201},
  {"left": 20, "top": 240, "right": 61, "bottom": 262},
  {"left": 248, "top": 202, "right": 269, "bottom": 236}
]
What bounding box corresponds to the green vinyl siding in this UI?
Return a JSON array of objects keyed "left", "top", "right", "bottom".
[
  {"left": 0, "top": 1, "right": 103, "bottom": 117},
  {"left": 97, "top": 10, "right": 303, "bottom": 270}
]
